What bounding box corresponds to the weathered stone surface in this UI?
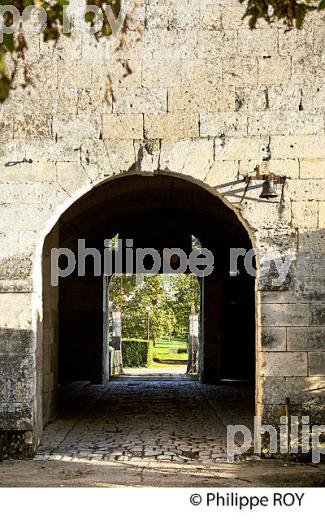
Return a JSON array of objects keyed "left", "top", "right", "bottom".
[
  {"left": 260, "top": 352, "right": 308, "bottom": 376},
  {"left": 248, "top": 112, "right": 323, "bottom": 136},
  {"left": 142, "top": 59, "right": 184, "bottom": 89},
  {"left": 240, "top": 159, "right": 299, "bottom": 180},
  {"left": 0, "top": 256, "right": 33, "bottom": 282},
  {"left": 53, "top": 116, "right": 100, "bottom": 141},
  {"left": 221, "top": 5, "right": 245, "bottom": 30},
  {"left": 198, "top": 30, "right": 237, "bottom": 59},
  {"left": 296, "top": 253, "right": 325, "bottom": 280},
  {"left": 260, "top": 291, "right": 299, "bottom": 304},
  {"left": 200, "top": 112, "right": 248, "bottom": 137},
  {"left": 300, "top": 159, "right": 325, "bottom": 179},
  {"left": 287, "top": 327, "right": 325, "bottom": 351},
  {"left": 0, "top": 162, "right": 57, "bottom": 183},
  {"left": 0, "top": 404, "right": 33, "bottom": 430},
  {"left": 234, "top": 87, "right": 267, "bottom": 112},
  {"left": 56, "top": 162, "right": 91, "bottom": 196},
  {"left": 259, "top": 377, "right": 287, "bottom": 404},
  {"left": 257, "top": 57, "right": 292, "bottom": 86},
  {"left": 0, "top": 294, "right": 32, "bottom": 329},
  {"left": 237, "top": 29, "right": 277, "bottom": 56},
  {"left": 302, "top": 86, "right": 325, "bottom": 112},
  {"left": 260, "top": 303, "right": 309, "bottom": 327},
  {"left": 298, "top": 231, "right": 325, "bottom": 254},
  {"left": 320, "top": 202, "right": 325, "bottom": 229},
  {"left": 102, "top": 114, "right": 143, "bottom": 140},
  {"left": 214, "top": 136, "right": 269, "bottom": 161},
  {"left": 267, "top": 86, "right": 301, "bottom": 111},
  {"left": 310, "top": 304, "right": 325, "bottom": 325},
  {"left": 258, "top": 256, "right": 295, "bottom": 292},
  {"left": 285, "top": 376, "right": 325, "bottom": 409},
  {"left": 113, "top": 88, "right": 167, "bottom": 114},
  {"left": 0, "top": 329, "right": 33, "bottom": 354},
  {"left": 286, "top": 180, "right": 325, "bottom": 202},
  {"left": 144, "top": 113, "right": 199, "bottom": 139},
  {"left": 260, "top": 327, "right": 286, "bottom": 351},
  {"left": 160, "top": 139, "right": 214, "bottom": 180},
  {"left": 223, "top": 57, "right": 257, "bottom": 86},
  {"left": 58, "top": 61, "right": 91, "bottom": 89},
  {"left": 291, "top": 56, "right": 325, "bottom": 88},
  {"left": 278, "top": 29, "right": 313, "bottom": 57},
  {"left": 271, "top": 135, "right": 325, "bottom": 159},
  {"left": 13, "top": 113, "right": 52, "bottom": 139},
  {"left": 0, "top": 354, "right": 34, "bottom": 380},
  {"left": 292, "top": 201, "right": 319, "bottom": 230},
  {"left": 295, "top": 252, "right": 325, "bottom": 301},
  {"left": 309, "top": 353, "right": 325, "bottom": 376},
  {"left": 169, "top": 86, "right": 234, "bottom": 112}
]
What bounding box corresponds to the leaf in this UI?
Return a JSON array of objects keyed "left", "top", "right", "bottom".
[
  {"left": 0, "top": 74, "right": 10, "bottom": 102},
  {"left": 3, "top": 33, "right": 14, "bottom": 52}
]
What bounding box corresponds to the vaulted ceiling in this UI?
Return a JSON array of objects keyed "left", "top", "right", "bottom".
[{"left": 58, "top": 173, "right": 251, "bottom": 252}]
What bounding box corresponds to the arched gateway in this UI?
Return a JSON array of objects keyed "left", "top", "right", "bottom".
[
  {"left": 0, "top": 0, "right": 324, "bottom": 459},
  {"left": 40, "top": 173, "right": 256, "bottom": 432},
  {"left": 1, "top": 161, "right": 324, "bottom": 457}
]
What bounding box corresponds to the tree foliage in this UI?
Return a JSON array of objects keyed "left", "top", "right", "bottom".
[
  {"left": 109, "top": 274, "right": 200, "bottom": 343},
  {"left": 240, "top": 0, "right": 324, "bottom": 29},
  {"left": 168, "top": 275, "right": 200, "bottom": 338},
  {"left": 0, "top": 0, "right": 121, "bottom": 101}
]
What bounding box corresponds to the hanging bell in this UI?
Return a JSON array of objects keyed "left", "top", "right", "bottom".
[{"left": 259, "top": 179, "right": 278, "bottom": 199}]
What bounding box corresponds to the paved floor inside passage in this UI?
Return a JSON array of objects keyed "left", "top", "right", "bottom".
[{"left": 37, "top": 377, "right": 254, "bottom": 463}]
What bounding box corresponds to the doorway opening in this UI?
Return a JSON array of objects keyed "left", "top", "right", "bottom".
[
  {"left": 39, "top": 173, "right": 256, "bottom": 461},
  {"left": 107, "top": 272, "right": 201, "bottom": 378}
]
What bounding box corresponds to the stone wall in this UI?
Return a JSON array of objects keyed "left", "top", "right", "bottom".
[{"left": 0, "top": 0, "right": 324, "bottom": 450}]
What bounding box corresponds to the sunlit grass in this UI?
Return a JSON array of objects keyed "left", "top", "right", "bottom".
[{"left": 150, "top": 340, "right": 188, "bottom": 367}]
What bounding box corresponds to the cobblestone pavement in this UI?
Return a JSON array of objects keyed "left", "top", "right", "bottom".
[{"left": 36, "top": 378, "right": 254, "bottom": 464}]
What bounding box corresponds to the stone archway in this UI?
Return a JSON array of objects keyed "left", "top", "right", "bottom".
[{"left": 39, "top": 172, "right": 257, "bottom": 440}]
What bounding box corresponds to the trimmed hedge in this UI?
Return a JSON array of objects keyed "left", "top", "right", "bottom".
[{"left": 122, "top": 339, "right": 154, "bottom": 368}]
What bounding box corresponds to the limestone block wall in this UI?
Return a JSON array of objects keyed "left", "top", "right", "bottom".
[{"left": 0, "top": 0, "right": 324, "bottom": 448}]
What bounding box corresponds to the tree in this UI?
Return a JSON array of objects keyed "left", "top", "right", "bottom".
[
  {"left": 168, "top": 275, "right": 200, "bottom": 339},
  {"left": 109, "top": 274, "right": 176, "bottom": 343},
  {"left": 108, "top": 273, "right": 200, "bottom": 343},
  {"left": 240, "top": 0, "right": 325, "bottom": 29}
]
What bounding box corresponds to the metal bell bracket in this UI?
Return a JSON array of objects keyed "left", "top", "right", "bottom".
[{"left": 240, "top": 165, "right": 287, "bottom": 205}]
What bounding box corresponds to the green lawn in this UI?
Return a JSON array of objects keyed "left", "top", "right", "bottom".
[{"left": 150, "top": 339, "right": 188, "bottom": 368}]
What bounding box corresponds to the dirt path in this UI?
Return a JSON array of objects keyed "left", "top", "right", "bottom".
[{"left": 1, "top": 459, "right": 324, "bottom": 487}]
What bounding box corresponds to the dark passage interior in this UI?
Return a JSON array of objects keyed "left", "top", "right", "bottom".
[{"left": 41, "top": 173, "right": 255, "bottom": 432}]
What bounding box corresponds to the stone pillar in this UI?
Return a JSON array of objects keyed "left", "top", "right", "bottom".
[
  {"left": 112, "top": 310, "right": 122, "bottom": 351},
  {"left": 110, "top": 310, "right": 123, "bottom": 376},
  {"left": 187, "top": 310, "right": 199, "bottom": 374}
]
